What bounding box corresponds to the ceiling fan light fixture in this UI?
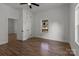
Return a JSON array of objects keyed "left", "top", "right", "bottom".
[
  {"left": 20, "top": 3, "right": 39, "bottom": 9},
  {"left": 28, "top": 3, "right": 31, "bottom": 6}
]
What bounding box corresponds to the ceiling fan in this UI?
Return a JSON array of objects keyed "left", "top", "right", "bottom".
[{"left": 20, "top": 3, "right": 39, "bottom": 9}]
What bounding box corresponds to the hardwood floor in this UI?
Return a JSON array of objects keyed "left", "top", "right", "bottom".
[
  {"left": 0, "top": 35, "right": 74, "bottom": 56},
  {"left": 8, "top": 33, "right": 17, "bottom": 47}
]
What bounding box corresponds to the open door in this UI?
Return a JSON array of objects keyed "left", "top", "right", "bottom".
[{"left": 8, "top": 18, "right": 17, "bottom": 47}]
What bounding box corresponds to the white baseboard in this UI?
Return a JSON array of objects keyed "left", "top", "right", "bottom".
[
  {"left": 33, "top": 36, "right": 68, "bottom": 43},
  {"left": 0, "top": 40, "right": 8, "bottom": 45}
]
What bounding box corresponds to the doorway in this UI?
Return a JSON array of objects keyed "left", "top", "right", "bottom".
[{"left": 8, "top": 18, "right": 17, "bottom": 47}]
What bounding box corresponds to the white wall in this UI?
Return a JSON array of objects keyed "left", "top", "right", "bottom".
[
  {"left": 16, "top": 9, "right": 23, "bottom": 40},
  {"left": 32, "top": 4, "right": 70, "bottom": 42},
  {"left": 0, "top": 3, "right": 19, "bottom": 45},
  {"left": 23, "top": 6, "right": 32, "bottom": 41},
  {"left": 0, "top": 3, "right": 32, "bottom": 42},
  {"left": 14, "top": 5, "right": 32, "bottom": 41}
]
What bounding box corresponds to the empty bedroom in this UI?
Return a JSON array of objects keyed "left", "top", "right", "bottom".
[{"left": 0, "top": 3, "right": 78, "bottom": 56}]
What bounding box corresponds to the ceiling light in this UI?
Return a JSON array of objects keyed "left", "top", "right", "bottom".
[{"left": 28, "top": 3, "right": 31, "bottom": 5}]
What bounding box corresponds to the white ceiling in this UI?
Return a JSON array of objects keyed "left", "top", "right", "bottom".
[
  {"left": 31, "top": 3, "right": 65, "bottom": 13},
  {"left": 5, "top": 3, "right": 66, "bottom": 13}
]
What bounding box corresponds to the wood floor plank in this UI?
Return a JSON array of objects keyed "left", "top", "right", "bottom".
[{"left": 0, "top": 34, "right": 74, "bottom": 56}]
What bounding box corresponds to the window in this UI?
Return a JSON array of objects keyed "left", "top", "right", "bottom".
[{"left": 75, "top": 4, "right": 79, "bottom": 46}]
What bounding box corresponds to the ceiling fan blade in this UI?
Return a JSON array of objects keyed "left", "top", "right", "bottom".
[
  {"left": 31, "top": 3, "right": 39, "bottom": 6},
  {"left": 20, "top": 3, "right": 27, "bottom": 5}
]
